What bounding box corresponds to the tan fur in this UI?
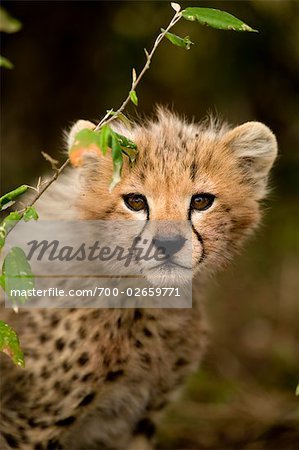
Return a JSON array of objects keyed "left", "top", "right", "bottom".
[{"left": 0, "top": 109, "right": 277, "bottom": 450}]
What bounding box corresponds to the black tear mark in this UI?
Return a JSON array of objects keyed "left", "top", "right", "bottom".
[{"left": 105, "top": 369, "right": 124, "bottom": 382}]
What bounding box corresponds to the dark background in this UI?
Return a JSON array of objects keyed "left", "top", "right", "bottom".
[{"left": 1, "top": 1, "right": 299, "bottom": 448}]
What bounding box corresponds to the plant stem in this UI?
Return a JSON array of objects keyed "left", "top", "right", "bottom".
[
  {"left": 94, "top": 10, "right": 182, "bottom": 130},
  {"left": 5, "top": 9, "right": 183, "bottom": 236},
  {"left": 6, "top": 158, "right": 70, "bottom": 237}
]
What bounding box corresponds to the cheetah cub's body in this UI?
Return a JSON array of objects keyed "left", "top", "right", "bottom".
[{"left": 0, "top": 110, "right": 277, "bottom": 450}]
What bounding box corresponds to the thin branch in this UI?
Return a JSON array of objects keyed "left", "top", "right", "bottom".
[
  {"left": 94, "top": 9, "right": 182, "bottom": 130},
  {"left": 4, "top": 9, "right": 183, "bottom": 237}
]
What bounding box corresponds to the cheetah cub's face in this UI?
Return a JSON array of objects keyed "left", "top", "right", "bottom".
[{"left": 69, "top": 109, "right": 277, "bottom": 284}]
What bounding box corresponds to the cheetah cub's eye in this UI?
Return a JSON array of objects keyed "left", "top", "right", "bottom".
[
  {"left": 123, "top": 194, "right": 147, "bottom": 212},
  {"left": 191, "top": 194, "right": 215, "bottom": 211}
]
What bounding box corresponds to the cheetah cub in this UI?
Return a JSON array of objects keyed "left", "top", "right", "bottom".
[{"left": 0, "top": 109, "right": 277, "bottom": 450}]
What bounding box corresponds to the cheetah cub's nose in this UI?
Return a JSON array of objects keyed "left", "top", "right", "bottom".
[{"left": 153, "top": 235, "right": 186, "bottom": 257}]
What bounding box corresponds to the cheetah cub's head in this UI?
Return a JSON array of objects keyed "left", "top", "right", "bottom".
[{"left": 68, "top": 109, "right": 277, "bottom": 285}]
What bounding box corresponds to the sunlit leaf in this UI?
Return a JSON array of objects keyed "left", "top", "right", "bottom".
[
  {"left": 0, "top": 7, "right": 22, "bottom": 33},
  {"left": 110, "top": 134, "right": 123, "bottom": 191},
  {"left": 0, "top": 212, "right": 22, "bottom": 249},
  {"left": 0, "top": 185, "right": 28, "bottom": 210},
  {"left": 162, "top": 29, "right": 194, "bottom": 50},
  {"left": 296, "top": 383, "right": 299, "bottom": 396},
  {"left": 129, "top": 90, "right": 138, "bottom": 106},
  {"left": 69, "top": 128, "right": 103, "bottom": 166},
  {"left": 182, "top": 7, "right": 257, "bottom": 32},
  {"left": 23, "top": 206, "right": 39, "bottom": 222},
  {"left": 0, "top": 55, "right": 13, "bottom": 69},
  {"left": 2, "top": 247, "right": 35, "bottom": 305},
  {"left": 98, "top": 124, "right": 111, "bottom": 156},
  {"left": 0, "top": 320, "right": 24, "bottom": 367}
]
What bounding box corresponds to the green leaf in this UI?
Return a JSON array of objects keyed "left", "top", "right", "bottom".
[
  {"left": 0, "top": 212, "right": 22, "bottom": 249},
  {"left": 0, "top": 185, "right": 28, "bottom": 210},
  {"left": 0, "top": 320, "right": 24, "bottom": 367},
  {"left": 0, "top": 55, "right": 13, "bottom": 69},
  {"left": 162, "top": 29, "right": 194, "bottom": 50},
  {"left": 98, "top": 125, "right": 111, "bottom": 156},
  {"left": 0, "top": 7, "right": 22, "bottom": 33},
  {"left": 2, "top": 247, "right": 35, "bottom": 305},
  {"left": 296, "top": 382, "right": 299, "bottom": 396},
  {"left": 182, "top": 7, "right": 257, "bottom": 32},
  {"left": 110, "top": 134, "right": 123, "bottom": 191},
  {"left": 129, "top": 90, "right": 138, "bottom": 106},
  {"left": 23, "top": 206, "right": 39, "bottom": 222}
]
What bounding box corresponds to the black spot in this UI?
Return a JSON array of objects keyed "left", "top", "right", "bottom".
[
  {"left": 134, "top": 309, "right": 143, "bottom": 321},
  {"left": 55, "top": 338, "right": 65, "bottom": 351},
  {"left": 103, "top": 354, "right": 111, "bottom": 367},
  {"left": 143, "top": 327, "right": 152, "bottom": 337},
  {"left": 78, "top": 392, "right": 95, "bottom": 407},
  {"left": 34, "top": 444, "right": 44, "bottom": 450},
  {"left": 72, "top": 374, "right": 79, "bottom": 381},
  {"left": 69, "top": 340, "right": 77, "bottom": 349},
  {"left": 92, "top": 332, "right": 100, "bottom": 341},
  {"left": 3, "top": 432, "right": 19, "bottom": 448},
  {"left": 53, "top": 381, "right": 61, "bottom": 390},
  {"left": 50, "top": 315, "right": 60, "bottom": 327},
  {"left": 175, "top": 357, "right": 188, "bottom": 367},
  {"left": 78, "top": 326, "right": 86, "bottom": 339},
  {"left": 78, "top": 352, "right": 89, "bottom": 366},
  {"left": 105, "top": 369, "right": 124, "bottom": 382},
  {"left": 62, "top": 360, "right": 71, "bottom": 373},
  {"left": 44, "top": 403, "right": 52, "bottom": 413},
  {"left": 28, "top": 417, "right": 38, "bottom": 427},
  {"left": 46, "top": 439, "right": 63, "bottom": 450},
  {"left": 55, "top": 416, "right": 76, "bottom": 427},
  {"left": 116, "top": 317, "right": 122, "bottom": 328},
  {"left": 134, "top": 418, "right": 156, "bottom": 438},
  {"left": 41, "top": 367, "right": 50, "bottom": 379},
  {"left": 82, "top": 372, "right": 93, "bottom": 382},
  {"left": 91, "top": 310, "right": 101, "bottom": 319},
  {"left": 39, "top": 333, "right": 49, "bottom": 343},
  {"left": 135, "top": 340, "right": 143, "bottom": 349},
  {"left": 62, "top": 387, "right": 70, "bottom": 396},
  {"left": 79, "top": 314, "right": 87, "bottom": 322},
  {"left": 140, "top": 353, "right": 151, "bottom": 365}
]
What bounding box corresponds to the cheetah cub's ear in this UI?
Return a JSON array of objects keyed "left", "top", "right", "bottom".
[
  {"left": 67, "top": 119, "right": 95, "bottom": 149},
  {"left": 223, "top": 122, "right": 278, "bottom": 199}
]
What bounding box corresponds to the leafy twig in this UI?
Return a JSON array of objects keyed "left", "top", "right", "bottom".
[
  {"left": 94, "top": 7, "right": 182, "bottom": 131},
  {"left": 5, "top": 158, "right": 69, "bottom": 238}
]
